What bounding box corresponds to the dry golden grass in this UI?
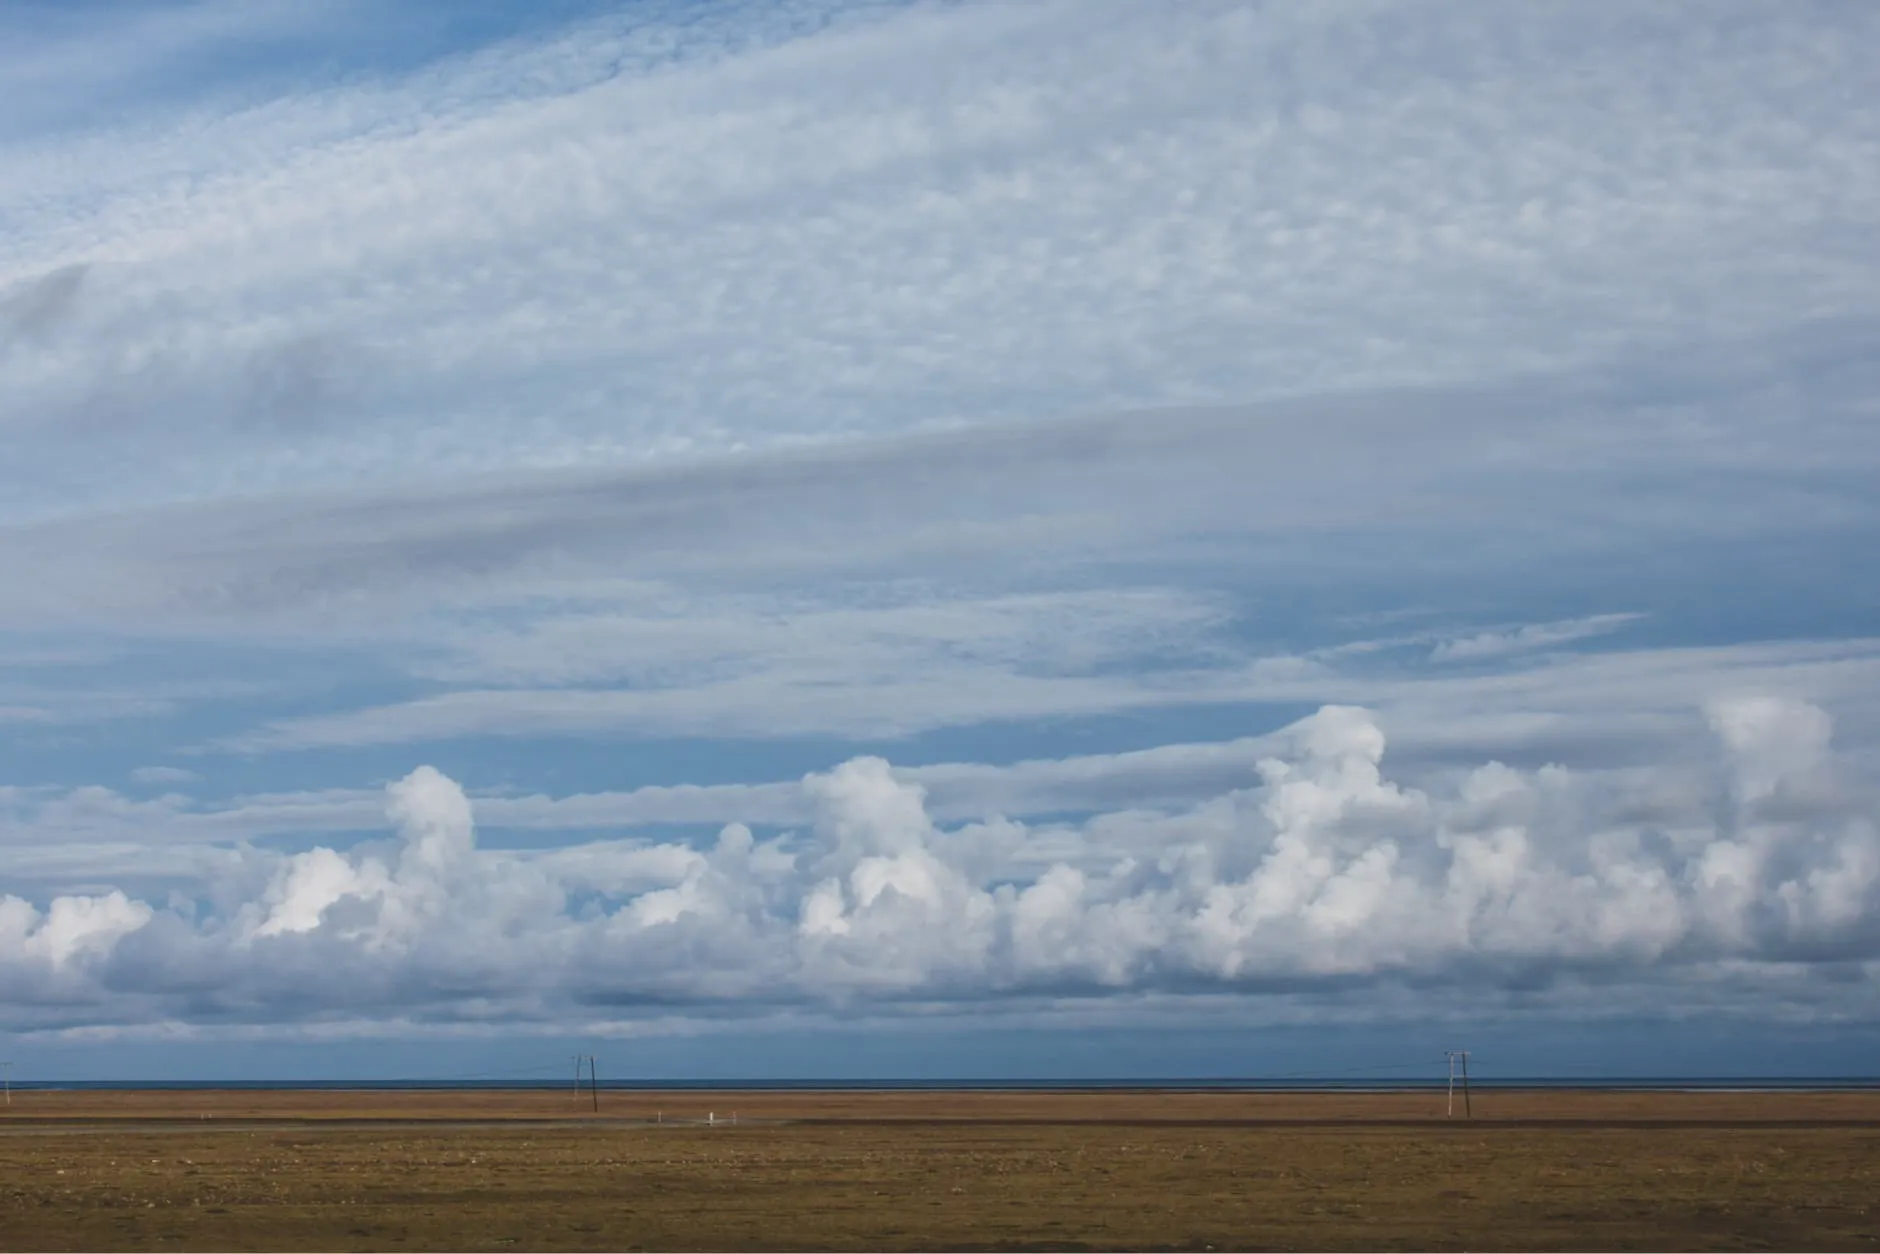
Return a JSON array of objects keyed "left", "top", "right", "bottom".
[{"left": 2, "top": 1089, "right": 1876, "bottom": 1251}]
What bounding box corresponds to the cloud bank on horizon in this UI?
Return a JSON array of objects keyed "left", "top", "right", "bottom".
[
  {"left": 2, "top": 0, "right": 1878, "bottom": 1046},
  {"left": 7, "top": 700, "right": 1878, "bottom": 1037}
]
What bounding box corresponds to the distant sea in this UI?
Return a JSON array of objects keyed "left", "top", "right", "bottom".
[{"left": 13, "top": 1077, "right": 1880, "bottom": 1092}]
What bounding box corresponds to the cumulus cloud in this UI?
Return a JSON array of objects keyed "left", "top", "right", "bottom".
[
  {"left": 1707, "top": 695, "right": 1837, "bottom": 809},
  {"left": 0, "top": 890, "right": 151, "bottom": 971},
  {"left": 3, "top": 700, "right": 1876, "bottom": 1033}
]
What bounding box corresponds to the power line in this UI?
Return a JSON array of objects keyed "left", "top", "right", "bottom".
[
  {"left": 328, "top": 1061, "right": 574, "bottom": 1087},
  {"left": 1260, "top": 1061, "right": 1438, "bottom": 1081}
]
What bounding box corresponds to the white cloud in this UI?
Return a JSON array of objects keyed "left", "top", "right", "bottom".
[
  {"left": 3, "top": 700, "right": 1877, "bottom": 1032},
  {"left": 413, "top": 587, "right": 1231, "bottom": 690},
  {"left": 0, "top": 738, "right": 1288, "bottom": 896},
  {"left": 1706, "top": 694, "right": 1838, "bottom": 808},
  {"left": 226, "top": 633, "right": 1880, "bottom": 752},
  {"left": 1430, "top": 613, "right": 1642, "bottom": 663},
  {"left": 1, "top": 889, "right": 152, "bottom": 973},
  {"left": 2, "top": 1, "right": 1876, "bottom": 520},
  {"left": 7, "top": 635, "right": 1879, "bottom": 904}
]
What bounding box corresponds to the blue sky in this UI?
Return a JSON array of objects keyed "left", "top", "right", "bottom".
[{"left": 2, "top": 0, "right": 1879, "bottom": 1082}]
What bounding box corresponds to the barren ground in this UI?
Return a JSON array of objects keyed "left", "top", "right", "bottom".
[{"left": 2, "top": 1088, "right": 1876, "bottom": 1251}]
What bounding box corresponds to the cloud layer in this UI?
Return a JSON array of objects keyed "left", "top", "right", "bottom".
[
  {"left": 5, "top": 701, "right": 1875, "bottom": 1036},
  {"left": 4, "top": 0, "right": 1877, "bottom": 520}
]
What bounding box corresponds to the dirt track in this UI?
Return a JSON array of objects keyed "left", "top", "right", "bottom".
[{"left": 3, "top": 1090, "right": 1877, "bottom": 1250}]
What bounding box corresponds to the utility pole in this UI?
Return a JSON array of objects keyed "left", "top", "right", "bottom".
[
  {"left": 1445, "top": 1050, "right": 1472, "bottom": 1119},
  {"left": 573, "top": 1054, "right": 597, "bottom": 1112}
]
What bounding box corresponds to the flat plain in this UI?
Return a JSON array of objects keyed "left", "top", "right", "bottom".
[{"left": 2, "top": 1088, "right": 1877, "bottom": 1251}]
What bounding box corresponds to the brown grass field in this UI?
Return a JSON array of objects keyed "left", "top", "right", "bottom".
[{"left": 2, "top": 1088, "right": 1877, "bottom": 1251}]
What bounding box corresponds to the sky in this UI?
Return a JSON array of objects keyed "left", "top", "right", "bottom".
[{"left": 2, "top": 0, "right": 1879, "bottom": 1083}]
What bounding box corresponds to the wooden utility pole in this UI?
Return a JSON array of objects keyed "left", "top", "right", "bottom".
[
  {"left": 1445, "top": 1050, "right": 1472, "bottom": 1118},
  {"left": 572, "top": 1054, "right": 598, "bottom": 1112}
]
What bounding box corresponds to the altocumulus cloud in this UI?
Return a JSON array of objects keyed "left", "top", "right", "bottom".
[{"left": 4, "top": 702, "right": 1875, "bottom": 1035}]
